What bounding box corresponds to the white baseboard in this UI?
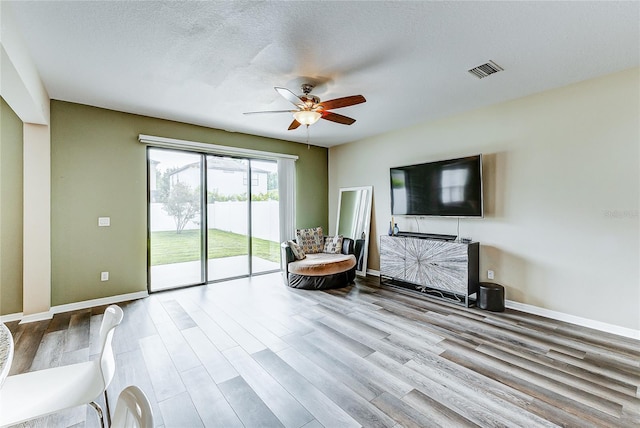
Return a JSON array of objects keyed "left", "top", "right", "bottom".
[
  {"left": 364, "top": 272, "right": 638, "bottom": 341},
  {"left": 506, "top": 300, "right": 640, "bottom": 341},
  {"left": 19, "top": 310, "right": 54, "bottom": 324},
  {"left": 1, "top": 291, "right": 149, "bottom": 324},
  {"left": 0, "top": 313, "right": 24, "bottom": 323},
  {"left": 51, "top": 291, "right": 149, "bottom": 317}
]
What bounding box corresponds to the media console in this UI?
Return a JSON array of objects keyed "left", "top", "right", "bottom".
[{"left": 379, "top": 235, "right": 479, "bottom": 307}]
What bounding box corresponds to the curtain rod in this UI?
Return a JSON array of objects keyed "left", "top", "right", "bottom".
[{"left": 138, "top": 134, "right": 298, "bottom": 161}]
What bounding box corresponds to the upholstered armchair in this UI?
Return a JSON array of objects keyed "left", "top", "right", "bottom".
[{"left": 281, "top": 230, "right": 356, "bottom": 290}]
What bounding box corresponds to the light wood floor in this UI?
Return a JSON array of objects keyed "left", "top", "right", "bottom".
[{"left": 5, "top": 273, "right": 640, "bottom": 427}]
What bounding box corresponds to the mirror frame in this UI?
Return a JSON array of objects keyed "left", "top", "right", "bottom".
[{"left": 336, "top": 186, "right": 373, "bottom": 277}]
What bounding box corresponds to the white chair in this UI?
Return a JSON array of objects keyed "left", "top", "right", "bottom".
[
  {"left": 0, "top": 304, "right": 124, "bottom": 428},
  {"left": 111, "top": 385, "right": 154, "bottom": 428},
  {"left": 0, "top": 323, "right": 14, "bottom": 387}
]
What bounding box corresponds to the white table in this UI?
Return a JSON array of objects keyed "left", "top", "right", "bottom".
[{"left": 0, "top": 323, "right": 13, "bottom": 387}]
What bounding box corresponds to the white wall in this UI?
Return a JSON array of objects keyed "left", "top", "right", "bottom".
[
  {"left": 329, "top": 68, "right": 639, "bottom": 332},
  {"left": 1, "top": 2, "right": 52, "bottom": 320}
]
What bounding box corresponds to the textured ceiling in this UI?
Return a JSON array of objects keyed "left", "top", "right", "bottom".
[{"left": 6, "top": 1, "right": 640, "bottom": 147}]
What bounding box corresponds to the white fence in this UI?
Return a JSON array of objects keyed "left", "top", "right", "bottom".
[{"left": 150, "top": 201, "right": 280, "bottom": 242}]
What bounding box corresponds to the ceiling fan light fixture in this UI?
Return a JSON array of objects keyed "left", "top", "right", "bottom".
[{"left": 293, "top": 110, "right": 322, "bottom": 125}]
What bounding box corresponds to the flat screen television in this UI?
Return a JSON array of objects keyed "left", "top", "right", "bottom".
[{"left": 390, "top": 154, "right": 483, "bottom": 217}]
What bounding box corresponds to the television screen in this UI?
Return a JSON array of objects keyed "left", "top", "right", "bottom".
[{"left": 390, "top": 155, "right": 483, "bottom": 217}]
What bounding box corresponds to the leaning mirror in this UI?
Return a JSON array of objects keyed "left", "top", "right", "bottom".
[{"left": 336, "top": 186, "right": 373, "bottom": 277}]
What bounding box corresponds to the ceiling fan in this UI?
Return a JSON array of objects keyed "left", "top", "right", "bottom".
[{"left": 244, "top": 83, "right": 366, "bottom": 130}]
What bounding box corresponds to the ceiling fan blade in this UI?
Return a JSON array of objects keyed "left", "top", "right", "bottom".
[
  {"left": 318, "top": 95, "right": 366, "bottom": 110},
  {"left": 243, "top": 110, "right": 295, "bottom": 115},
  {"left": 275, "top": 87, "right": 304, "bottom": 107},
  {"left": 288, "top": 119, "right": 301, "bottom": 130},
  {"left": 322, "top": 111, "right": 356, "bottom": 125}
]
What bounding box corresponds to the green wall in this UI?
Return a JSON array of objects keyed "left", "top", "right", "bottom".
[
  {"left": 0, "top": 97, "right": 24, "bottom": 315},
  {"left": 51, "top": 100, "right": 328, "bottom": 306}
]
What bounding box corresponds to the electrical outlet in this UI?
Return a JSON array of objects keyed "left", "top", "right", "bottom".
[
  {"left": 487, "top": 270, "right": 494, "bottom": 280},
  {"left": 98, "top": 217, "right": 110, "bottom": 227},
  {"left": 101, "top": 272, "right": 109, "bottom": 281}
]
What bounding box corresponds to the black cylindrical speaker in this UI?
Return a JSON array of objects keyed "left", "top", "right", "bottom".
[{"left": 478, "top": 282, "right": 505, "bottom": 312}]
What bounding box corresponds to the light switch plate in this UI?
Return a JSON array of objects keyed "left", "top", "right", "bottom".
[
  {"left": 98, "top": 217, "right": 110, "bottom": 227},
  {"left": 101, "top": 272, "right": 109, "bottom": 281}
]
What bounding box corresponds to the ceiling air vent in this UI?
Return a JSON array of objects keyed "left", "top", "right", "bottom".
[{"left": 468, "top": 60, "right": 503, "bottom": 79}]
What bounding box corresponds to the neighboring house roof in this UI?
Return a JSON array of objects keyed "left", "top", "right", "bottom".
[{"left": 169, "top": 158, "right": 271, "bottom": 176}]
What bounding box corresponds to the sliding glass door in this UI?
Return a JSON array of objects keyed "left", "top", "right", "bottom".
[
  {"left": 206, "top": 155, "right": 250, "bottom": 281},
  {"left": 148, "top": 148, "right": 280, "bottom": 291},
  {"left": 250, "top": 160, "right": 281, "bottom": 274},
  {"left": 148, "top": 148, "right": 203, "bottom": 291}
]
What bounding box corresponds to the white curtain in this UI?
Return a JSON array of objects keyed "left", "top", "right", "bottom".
[{"left": 278, "top": 157, "right": 296, "bottom": 243}]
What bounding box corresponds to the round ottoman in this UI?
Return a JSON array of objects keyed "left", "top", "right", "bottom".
[
  {"left": 478, "top": 282, "right": 505, "bottom": 312},
  {"left": 287, "top": 253, "right": 357, "bottom": 290}
]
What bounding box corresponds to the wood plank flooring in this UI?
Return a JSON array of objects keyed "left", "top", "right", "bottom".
[{"left": 5, "top": 273, "right": 640, "bottom": 427}]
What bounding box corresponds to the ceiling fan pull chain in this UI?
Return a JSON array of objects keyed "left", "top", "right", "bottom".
[{"left": 306, "top": 125, "right": 310, "bottom": 149}]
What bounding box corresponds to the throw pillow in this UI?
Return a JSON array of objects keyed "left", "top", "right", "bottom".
[
  {"left": 296, "top": 227, "right": 324, "bottom": 254},
  {"left": 323, "top": 235, "right": 344, "bottom": 254},
  {"left": 287, "top": 240, "right": 306, "bottom": 260}
]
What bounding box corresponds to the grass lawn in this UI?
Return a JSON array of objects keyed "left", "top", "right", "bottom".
[{"left": 151, "top": 229, "right": 280, "bottom": 266}]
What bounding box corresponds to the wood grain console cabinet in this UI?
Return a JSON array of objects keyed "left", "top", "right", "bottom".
[{"left": 379, "top": 235, "right": 479, "bottom": 307}]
